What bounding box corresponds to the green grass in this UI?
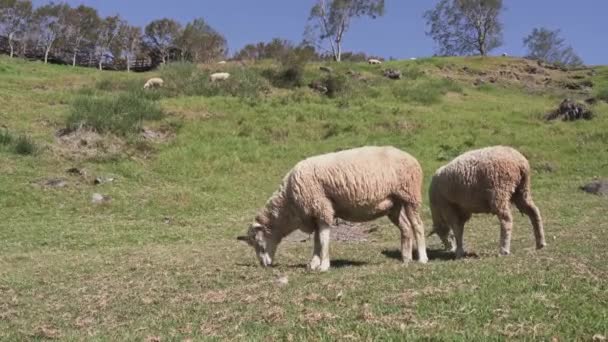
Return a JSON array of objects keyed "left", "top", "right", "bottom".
[{"left": 0, "top": 55, "right": 607, "bottom": 340}]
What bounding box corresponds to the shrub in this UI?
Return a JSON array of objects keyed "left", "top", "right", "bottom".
[
  {"left": 13, "top": 135, "right": 36, "bottom": 155},
  {"left": 0, "top": 129, "right": 14, "bottom": 145},
  {"left": 323, "top": 73, "right": 350, "bottom": 98},
  {"left": 66, "top": 93, "right": 165, "bottom": 136}
]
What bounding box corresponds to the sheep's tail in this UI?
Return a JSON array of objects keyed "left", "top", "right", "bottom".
[{"left": 513, "top": 165, "right": 532, "bottom": 215}]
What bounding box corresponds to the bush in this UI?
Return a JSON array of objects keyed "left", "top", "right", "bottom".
[
  {"left": 393, "top": 78, "right": 462, "bottom": 104},
  {"left": 323, "top": 73, "right": 350, "bottom": 98},
  {"left": 66, "top": 93, "right": 165, "bottom": 136},
  {"left": 14, "top": 135, "right": 36, "bottom": 155},
  {"left": 0, "top": 129, "right": 14, "bottom": 145}
]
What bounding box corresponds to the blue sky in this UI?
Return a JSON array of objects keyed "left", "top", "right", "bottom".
[{"left": 33, "top": 0, "right": 607, "bottom": 65}]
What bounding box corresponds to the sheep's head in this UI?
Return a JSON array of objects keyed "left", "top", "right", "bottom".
[
  {"left": 237, "top": 222, "right": 277, "bottom": 267},
  {"left": 429, "top": 224, "right": 456, "bottom": 252}
]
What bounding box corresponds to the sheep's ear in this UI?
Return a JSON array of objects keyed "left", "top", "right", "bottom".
[{"left": 237, "top": 235, "right": 252, "bottom": 245}]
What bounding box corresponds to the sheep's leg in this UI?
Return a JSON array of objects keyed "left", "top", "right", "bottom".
[
  {"left": 405, "top": 205, "right": 428, "bottom": 263},
  {"left": 452, "top": 222, "right": 466, "bottom": 259},
  {"left": 514, "top": 195, "right": 546, "bottom": 250},
  {"left": 318, "top": 223, "right": 331, "bottom": 272},
  {"left": 308, "top": 229, "right": 322, "bottom": 271},
  {"left": 497, "top": 209, "right": 514, "bottom": 256},
  {"left": 389, "top": 208, "right": 414, "bottom": 263}
]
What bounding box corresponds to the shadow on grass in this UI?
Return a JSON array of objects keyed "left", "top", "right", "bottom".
[
  {"left": 290, "top": 259, "right": 369, "bottom": 269},
  {"left": 381, "top": 249, "right": 480, "bottom": 261}
]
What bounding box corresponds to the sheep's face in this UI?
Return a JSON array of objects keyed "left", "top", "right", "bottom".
[
  {"left": 434, "top": 225, "right": 455, "bottom": 252},
  {"left": 237, "top": 223, "right": 276, "bottom": 267}
]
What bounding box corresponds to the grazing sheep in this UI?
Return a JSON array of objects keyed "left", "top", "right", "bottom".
[
  {"left": 368, "top": 58, "right": 382, "bottom": 65},
  {"left": 237, "top": 146, "right": 428, "bottom": 271},
  {"left": 218, "top": 60, "right": 227, "bottom": 64},
  {"left": 210, "top": 72, "right": 230, "bottom": 82},
  {"left": 501, "top": 53, "right": 509, "bottom": 57},
  {"left": 143, "top": 77, "right": 163, "bottom": 89},
  {"left": 429, "top": 146, "right": 546, "bottom": 259}
]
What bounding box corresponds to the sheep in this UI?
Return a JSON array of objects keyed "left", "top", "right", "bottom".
[
  {"left": 368, "top": 58, "right": 382, "bottom": 65},
  {"left": 501, "top": 53, "right": 509, "bottom": 57},
  {"left": 218, "top": 60, "right": 227, "bottom": 64},
  {"left": 210, "top": 72, "right": 230, "bottom": 82},
  {"left": 143, "top": 77, "right": 163, "bottom": 89},
  {"left": 428, "top": 146, "right": 546, "bottom": 259},
  {"left": 237, "top": 146, "right": 428, "bottom": 272}
]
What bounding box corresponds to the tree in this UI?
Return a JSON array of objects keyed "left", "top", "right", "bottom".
[
  {"left": 144, "top": 18, "right": 181, "bottom": 65},
  {"left": 177, "top": 18, "right": 227, "bottom": 63},
  {"left": 117, "top": 21, "right": 141, "bottom": 72},
  {"left": 95, "top": 15, "right": 120, "bottom": 70},
  {"left": 523, "top": 27, "right": 583, "bottom": 67},
  {"left": 424, "top": 0, "right": 503, "bottom": 56},
  {"left": 63, "top": 5, "right": 99, "bottom": 67},
  {"left": 0, "top": 0, "right": 32, "bottom": 58},
  {"left": 305, "top": 0, "right": 384, "bottom": 62},
  {"left": 33, "top": 1, "right": 70, "bottom": 64}
]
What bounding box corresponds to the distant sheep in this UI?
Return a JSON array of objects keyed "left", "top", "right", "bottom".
[
  {"left": 210, "top": 72, "right": 230, "bottom": 82},
  {"left": 238, "top": 146, "right": 428, "bottom": 271},
  {"left": 501, "top": 53, "right": 509, "bottom": 57},
  {"left": 218, "top": 60, "right": 227, "bottom": 64},
  {"left": 368, "top": 58, "right": 382, "bottom": 65},
  {"left": 429, "top": 146, "right": 546, "bottom": 259},
  {"left": 143, "top": 77, "right": 163, "bottom": 89}
]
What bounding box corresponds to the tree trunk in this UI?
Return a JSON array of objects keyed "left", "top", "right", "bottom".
[
  {"left": 9, "top": 43, "right": 14, "bottom": 58},
  {"left": 72, "top": 52, "right": 77, "bottom": 67},
  {"left": 44, "top": 48, "right": 50, "bottom": 64},
  {"left": 99, "top": 58, "right": 103, "bottom": 71},
  {"left": 126, "top": 55, "right": 131, "bottom": 72}
]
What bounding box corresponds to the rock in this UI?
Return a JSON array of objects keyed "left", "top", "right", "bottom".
[
  {"left": 308, "top": 80, "right": 328, "bottom": 94},
  {"left": 275, "top": 275, "right": 289, "bottom": 287},
  {"left": 37, "top": 178, "right": 67, "bottom": 188},
  {"left": 91, "top": 193, "right": 111, "bottom": 204},
  {"left": 585, "top": 97, "right": 598, "bottom": 105},
  {"left": 545, "top": 99, "right": 593, "bottom": 121},
  {"left": 383, "top": 69, "right": 402, "bottom": 80},
  {"left": 473, "top": 78, "right": 485, "bottom": 86},
  {"left": 319, "top": 66, "right": 333, "bottom": 73},
  {"left": 593, "top": 334, "right": 606, "bottom": 342},
  {"left": 93, "top": 176, "right": 115, "bottom": 185},
  {"left": 580, "top": 180, "right": 608, "bottom": 196},
  {"left": 66, "top": 167, "right": 86, "bottom": 176}
]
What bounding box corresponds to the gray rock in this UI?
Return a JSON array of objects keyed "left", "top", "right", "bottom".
[{"left": 580, "top": 180, "right": 608, "bottom": 196}]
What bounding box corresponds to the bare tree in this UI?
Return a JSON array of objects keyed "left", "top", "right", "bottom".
[
  {"left": 305, "top": 0, "right": 384, "bottom": 62},
  {"left": 117, "top": 21, "right": 141, "bottom": 72},
  {"left": 523, "top": 27, "right": 583, "bottom": 67},
  {"left": 424, "top": 0, "right": 503, "bottom": 56},
  {"left": 33, "top": 2, "right": 70, "bottom": 64},
  {"left": 64, "top": 4, "right": 99, "bottom": 67},
  {"left": 95, "top": 14, "right": 120, "bottom": 70},
  {"left": 0, "top": 0, "right": 32, "bottom": 58},
  {"left": 144, "top": 18, "right": 181, "bottom": 65}
]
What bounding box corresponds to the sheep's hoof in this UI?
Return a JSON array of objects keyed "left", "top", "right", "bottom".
[
  {"left": 308, "top": 256, "right": 321, "bottom": 271},
  {"left": 418, "top": 256, "right": 429, "bottom": 264},
  {"left": 499, "top": 249, "right": 510, "bottom": 256},
  {"left": 318, "top": 260, "right": 330, "bottom": 272},
  {"left": 536, "top": 242, "right": 547, "bottom": 250}
]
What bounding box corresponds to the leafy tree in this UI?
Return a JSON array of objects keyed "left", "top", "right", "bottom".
[
  {"left": 523, "top": 27, "right": 583, "bottom": 67},
  {"left": 144, "top": 18, "right": 181, "bottom": 65},
  {"left": 305, "top": 0, "right": 384, "bottom": 62},
  {"left": 117, "top": 21, "right": 141, "bottom": 72},
  {"left": 95, "top": 15, "right": 121, "bottom": 70},
  {"left": 33, "top": 1, "right": 70, "bottom": 64},
  {"left": 63, "top": 4, "right": 99, "bottom": 67},
  {"left": 0, "top": 0, "right": 32, "bottom": 58},
  {"left": 177, "top": 18, "right": 227, "bottom": 63},
  {"left": 424, "top": 0, "right": 503, "bottom": 56}
]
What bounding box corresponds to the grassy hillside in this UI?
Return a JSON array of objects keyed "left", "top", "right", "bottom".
[{"left": 0, "top": 55, "right": 607, "bottom": 340}]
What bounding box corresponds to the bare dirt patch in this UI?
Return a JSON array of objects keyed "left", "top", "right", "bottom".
[{"left": 53, "top": 129, "right": 125, "bottom": 161}]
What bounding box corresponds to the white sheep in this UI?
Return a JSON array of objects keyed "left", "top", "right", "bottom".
[
  {"left": 429, "top": 145, "right": 546, "bottom": 259},
  {"left": 210, "top": 72, "right": 230, "bottom": 82},
  {"left": 501, "top": 53, "right": 509, "bottom": 57},
  {"left": 368, "top": 58, "right": 382, "bottom": 65},
  {"left": 237, "top": 146, "right": 428, "bottom": 272},
  {"left": 143, "top": 77, "right": 163, "bottom": 89},
  {"left": 218, "top": 60, "right": 227, "bottom": 64}
]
